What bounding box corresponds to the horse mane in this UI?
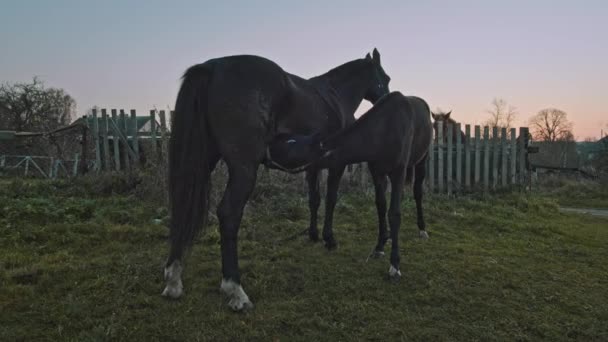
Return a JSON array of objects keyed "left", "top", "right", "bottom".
[
  {"left": 313, "top": 58, "right": 370, "bottom": 83},
  {"left": 321, "top": 92, "right": 402, "bottom": 149}
]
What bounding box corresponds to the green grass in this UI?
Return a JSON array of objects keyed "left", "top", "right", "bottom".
[{"left": 1, "top": 177, "right": 607, "bottom": 341}]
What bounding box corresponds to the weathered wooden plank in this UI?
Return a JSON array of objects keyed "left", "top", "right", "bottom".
[
  {"left": 130, "top": 110, "right": 139, "bottom": 165},
  {"left": 465, "top": 124, "right": 471, "bottom": 189},
  {"left": 519, "top": 127, "right": 527, "bottom": 186},
  {"left": 474, "top": 125, "right": 481, "bottom": 186},
  {"left": 456, "top": 123, "right": 462, "bottom": 191},
  {"left": 159, "top": 110, "right": 168, "bottom": 162},
  {"left": 510, "top": 128, "right": 517, "bottom": 184},
  {"left": 429, "top": 136, "right": 435, "bottom": 192},
  {"left": 437, "top": 121, "right": 444, "bottom": 193},
  {"left": 101, "top": 109, "right": 111, "bottom": 171},
  {"left": 447, "top": 123, "right": 453, "bottom": 195},
  {"left": 111, "top": 109, "right": 121, "bottom": 171},
  {"left": 120, "top": 110, "right": 130, "bottom": 170},
  {"left": 501, "top": 127, "right": 507, "bottom": 187},
  {"left": 73, "top": 153, "right": 80, "bottom": 176},
  {"left": 492, "top": 126, "right": 499, "bottom": 189},
  {"left": 92, "top": 109, "right": 101, "bottom": 172},
  {"left": 150, "top": 110, "right": 158, "bottom": 159},
  {"left": 483, "top": 126, "right": 490, "bottom": 191}
]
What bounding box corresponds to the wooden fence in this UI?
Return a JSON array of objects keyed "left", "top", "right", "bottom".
[
  {"left": 3, "top": 107, "right": 531, "bottom": 194},
  {"left": 427, "top": 122, "right": 531, "bottom": 194}
]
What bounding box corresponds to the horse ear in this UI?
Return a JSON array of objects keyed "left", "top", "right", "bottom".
[
  {"left": 445, "top": 110, "right": 452, "bottom": 119},
  {"left": 431, "top": 112, "right": 437, "bottom": 120},
  {"left": 365, "top": 52, "right": 372, "bottom": 61},
  {"left": 372, "top": 48, "right": 381, "bottom": 64}
]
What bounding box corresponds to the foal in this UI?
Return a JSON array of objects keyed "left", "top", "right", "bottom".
[{"left": 316, "top": 91, "right": 433, "bottom": 279}]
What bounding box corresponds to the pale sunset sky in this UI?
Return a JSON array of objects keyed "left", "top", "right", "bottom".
[{"left": 1, "top": 0, "right": 606, "bottom": 139}]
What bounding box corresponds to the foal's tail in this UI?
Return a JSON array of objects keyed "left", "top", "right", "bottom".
[{"left": 167, "top": 64, "right": 213, "bottom": 263}]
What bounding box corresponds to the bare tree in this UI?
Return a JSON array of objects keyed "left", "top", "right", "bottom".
[
  {"left": 0, "top": 77, "right": 76, "bottom": 132},
  {"left": 529, "top": 108, "right": 574, "bottom": 142},
  {"left": 484, "top": 97, "right": 517, "bottom": 131}
]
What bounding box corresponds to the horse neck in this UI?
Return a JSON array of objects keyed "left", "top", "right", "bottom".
[{"left": 312, "top": 61, "right": 370, "bottom": 119}]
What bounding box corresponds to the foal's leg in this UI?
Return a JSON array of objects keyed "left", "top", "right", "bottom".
[
  {"left": 414, "top": 161, "right": 429, "bottom": 239},
  {"left": 369, "top": 163, "right": 389, "bottom": 257},
  {"left": 217, "top": 162, "right": 258, "bottom": 311},
  {"left": 387, "top": 164, "right": 406, "bottom": 281},
  {"left": 321, "top": 165, "right": 346, "bottom": 250},
  {"left": 306, "top": 168, "right": 321, "bottom": 242},
  {"left": 162, "top": 152, "right": 220, "bottom": 299}
]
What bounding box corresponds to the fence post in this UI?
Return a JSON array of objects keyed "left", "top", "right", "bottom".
[
  {"left": 483, "top": 126, "right": 490, "bottom": 192},
  {"left": 101, "top": 109, "right": 111, "bottom": 171},
  {"left": 447, "top": 123, "right": 453, "bottom": 195},
  {"left": 49, "top": 157, "right": 54, "bottom": 178},
  {"left": 437, "top": 121, "right": 444, "bottom": 193},
  {"left": 456, "top": 123, "right": 462, "bottom": 192},
  {"left": 510, "top": 128, "right": 517, "bottom": 184},
  {"left": 80, "top": 116, "right": 89, "bottom": 175},
  {"left": 429, "top": 136, "right": 435, "bottom": 192},
  {"left": 474, "top": 125, "right": 481, "bottom": 187},
  {"left": 73, "top": 153, "right": 80, "bottom": 177},
  {"left": 519, "top": 127, "right": 526, "bottom": 186},
  {"left": 501, "top": 127, "right": 507, "bottom": 187},
  {"left": 111, "top": 109, "right": 121, "bottom": 171},
  {"left": 465, "top": 124, "right": 471, "bottom": 190},
  {"left": 492, "top": 126, "right": 499, "bottom": 190},
  {"left": 159, "top": 110, "right": 168, "bottom": 162},
  {"left": 150, "top": 110, "right": 158, "bottom": 161},
  {"left": 24, "top": 157, "right": 30, "bottom": 176},
  {"left": 92, "top": 109, "right": 101, "bottom": 172},
  {"left": 130, "top": 110, "right": 139, "bottom": 166},
  {"left": 120, "top": 110, "right": 131, "bottom": 170}
]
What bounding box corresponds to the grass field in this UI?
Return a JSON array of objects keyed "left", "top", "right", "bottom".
[{"left": 1, "top": 175, "right": 607, "bottom": 341}]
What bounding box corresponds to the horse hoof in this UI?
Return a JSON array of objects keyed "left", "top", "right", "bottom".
[
  {"left": 387, "top": 265, "right": 402, "bottom": 282},
  {"left": 419, "top": 230, "right": 429, "bottom": 239},
  {"left": 309, "top": 232, "right": 320, "bottom": 242},
  {"left": 162, "top": 261, "right": 183, "bottom": 299},
  {"left": 372, "top": 250, "right": 385, "bottom": 258},
  {"left": 161, "top": 284, "right": 183, "bottom": 299},
  {"left": 324, "top": 238, "right": 338, "bottom": 251},
  {"left": 221, "top": 279, "right": 254, "bottom": 312}
]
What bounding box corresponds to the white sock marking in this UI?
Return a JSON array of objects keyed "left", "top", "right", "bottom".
[{"left": 161, "top": 260, "right": 183, "bottom": 299}]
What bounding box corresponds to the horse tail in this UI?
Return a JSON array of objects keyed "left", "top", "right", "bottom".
[{"left": 167, "top": 64, "right": 213, "bottom": 263}]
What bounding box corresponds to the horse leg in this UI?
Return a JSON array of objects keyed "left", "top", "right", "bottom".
[
  {"left": 306, "top": 168, "right": 321, "bottom": 242},
  {"left": 217, "top": 162, "right": 258, "bottom": 311},
  {"left": 321, "top": 165, "right": 346, "bottom": 250},
  {"left": 162, "top": 149, "right": 220, "bottom": 299},
  {"left": 369, "top": 163, "right": 389, "bottom": 257},
  {"left": 414, "top": 160, "right": 429, "bottom": 239},
  {"left": 387, "top": 164, "right": 406, "bottom": 281}
]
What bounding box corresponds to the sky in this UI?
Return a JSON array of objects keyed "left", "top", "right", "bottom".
[{"left": 1, "top": 0, "right": 607, "bottom": 139}]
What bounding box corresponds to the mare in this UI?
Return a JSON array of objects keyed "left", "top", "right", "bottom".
[{"left": 164, "top": 49, "right": 391, "bottom": 311}]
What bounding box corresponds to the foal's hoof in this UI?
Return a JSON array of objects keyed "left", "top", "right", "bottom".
[
  {"left": 309, "top": 231, "right": 320, "bottom": 242},
  {"left": 161, "top": 284, "right": 183, "bottom": 299},
  {"left": 387, "top": 265, "right": 402, "bottom": 282},
  {"left": 419, "top": 230, "right": 429, "bottom": 239},
  {"left": 324, "top": 237, "right": 338, "bottom": 251},
  {"left": 372, "top": 250, "right": 385, "bottom": 258},
  {"left": 221, "top": 279, "right": 254, "bottom": 312}
]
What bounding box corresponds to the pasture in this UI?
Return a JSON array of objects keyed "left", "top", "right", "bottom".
[{"left": 1, "top": 173, "right": 607, "bottom": 341}]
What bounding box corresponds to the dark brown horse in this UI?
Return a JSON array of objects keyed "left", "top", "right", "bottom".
[
  {"left": 432, "top": 110, "right": 466, "bottom": 144},
  {"left": 313, "top": 91, "right": 433, "bottom": 280},
  {"left": 164, "top": 50, "right": 390, "bottom": 311}
]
